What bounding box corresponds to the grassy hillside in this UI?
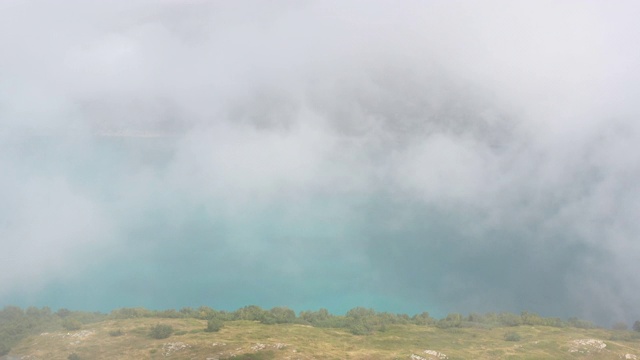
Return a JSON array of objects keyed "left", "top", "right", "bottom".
[{"left": 7, "top": 317, "right": 640, "bottom": 360}]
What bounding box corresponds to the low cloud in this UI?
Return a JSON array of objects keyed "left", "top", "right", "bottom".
[{"left": 1, "top": 1, "right": 640, "bottom": 324}]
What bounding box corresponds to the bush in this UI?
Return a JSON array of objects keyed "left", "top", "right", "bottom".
[
  {"left": 504, "top": 332, "right": 521, "bottom": 341},
  {"left": 412, "top": 312, "right": 435, "bottom": 326},
  {"left": 266, "top": 307, "right": 296, "bottom": 324},
  {"left": 227, "top": 351, "right": 275, "bottom": 359},
  {"left": 498, "top": 312, "right": 522, "bottom": 327},
  {"left": 205, "top": 319, "right": 223, "bottom": 332},
  {"left": 149, "top": 324, "right": 173, "bottom": 339},
  {"left": 62, "top": 318, "right": 82, "bottom": 331},
  {"left": 567, "top": 317, "right": 594, "bottom": 329},
  {"left": 109, "top": 307, "right": 152, "bottom": 319},
  {"left": 108, "top": 329, "right": 123, "bottom": 337},
  {"left": 234, "top": 305, "right": 267, "bottom": 321},
  {"left": 68, "top": 353, "right": 81, "bottom": 360},
  {"left": 436, "top": 313, "right": 464, "bottom": 329},
  {"left": 349, "top": 322, "right": 373, "bottom": 335},
  {"left": 56, "top": 308, "right": 72, "bottom": 318},
  {"left": 634, "top": 320, "right": 640, "bottom": 332}
]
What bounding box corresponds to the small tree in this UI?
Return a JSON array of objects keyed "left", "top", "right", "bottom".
[
  {"left": 299, "top": 308, "right": 332, "bottom": 326},
  {"left": 234, "top": 305, "right": 267, "bottom": 321},
  {"left": 346, "top": 307, "right": 376, "bottom": 320},
  {"left": 436, "top": 313, "right": 463, "bottom": 328},
  {"left": 108, "top": 329, "right": 124, "bottom": 337},
  {"left": 349, "top": 322, "right": 373, "bottom": 335},
  {"left": 56, "top": 308, "right": 72, "bottom": 318},
  {"left": 504, "top": 332, "right": 521, "bottom": 341},
  {"left": 412, "top": 312, "right": 435, "bottom": 326},
  {"left": 633, "top": 320, "right": 640, "bottom": 332},
  {"left": 268, "top": 307, "right": 296, "bottom": 324},
  {"left": 149, "top": 324, "right": 173, "bottom": 339},
  {"left": 205, "top": 319, "right": 223, "bottom": 332}
]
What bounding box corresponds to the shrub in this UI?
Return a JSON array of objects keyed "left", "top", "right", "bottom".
[
  {"left": 234, "top": 305, "right": 267, "bottom": 321},
  {"left": 567, "top": 317, "right": 594, "bottom": 329},
  {"left": 62, "top": 318, "right": 82, "bottom": 331},
  {"left": 205, "top": 319, "right": 223, "bottom": 332},
  {"left": 149, "top": 324, "right": 173, "bottom": 339},
  {"left": 498, "top": 312, "right": 522, "bottom": 327},
  {"left": 436, "top": 313, "right": 464, "bottom": 329},
  {"left": 504, "top": 332, "right": 521, "bottom": 341},
  {"left": 412, "top": 312, "right": 435, "bottom": 326},
  {"left": 267, "top": 307, "right": 296, "bottom": 324},
  {"left": 346, "top": 307, "right": 376, "bottom": 320},
  {"left": 108, "top": 329, "right": 123, "bottom": 337},
  {"left": 56, "top": 308, "right": 72, "bottom": 318},
  {"left": 349, "top": 322, "right": 373, "bottom": 335},
  {"left": 228, "top": 351, "right": 275, "bottom": 359},
  {"left": 109, "top": 307, "right": 151, "bottom": 319},
  {"left": 68, "top": 353, "right": 81, "bottom": 360},
  {"left": 260, "top": 315, "right": 277, "bottom": 325},
  {"left": 634, "top": 320, "right": 640, "bottom": 332}
]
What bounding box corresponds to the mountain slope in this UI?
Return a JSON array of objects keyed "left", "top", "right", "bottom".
[{"left": 7, "top": 318, "right": 640, "bottom": 359}]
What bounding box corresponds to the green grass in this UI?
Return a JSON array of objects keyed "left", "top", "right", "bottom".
[{"left": 7, "top": 318, "right": 640, "bottom": 359}]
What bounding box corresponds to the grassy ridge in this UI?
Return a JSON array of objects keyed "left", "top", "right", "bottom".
[
  {"left": 8, "top": 317, "right": 640, "bottom": 359},
  {"left": 2, "top": 306, "right": 640, "bottom": 359}
]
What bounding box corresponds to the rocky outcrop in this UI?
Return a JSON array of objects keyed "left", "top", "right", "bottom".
[{"left": 568, "top": 339, "right": 606, "bottom": 354}]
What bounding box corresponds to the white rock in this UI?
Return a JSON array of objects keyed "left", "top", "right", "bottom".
[
  {"left": 162, "top": 342, "right": 191, "bottom": 356},
  {"left": 568, "top": 339, "right": 606, "bottom": 354},
  {"left": 423, "top": 349, "right": 448, "bottom": 359}
]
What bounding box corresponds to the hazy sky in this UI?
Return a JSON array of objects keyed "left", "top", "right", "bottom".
[{"left": 2, "top": 0, "right": 640, "bottom": 325}]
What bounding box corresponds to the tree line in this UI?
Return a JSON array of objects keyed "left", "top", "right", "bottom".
[
  {"left": 107, "top": 306, "right": 600, "bottom": 332},
  {"left": 0, "top": 306, "right": 106, "bottom": 355}
]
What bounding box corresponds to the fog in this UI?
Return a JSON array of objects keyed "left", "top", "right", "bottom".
[{"left": 2, "top": 0, "right": 640, "bottom": 325}]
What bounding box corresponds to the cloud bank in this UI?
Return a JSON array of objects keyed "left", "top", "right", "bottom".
[{"left": 1, "top": 0, "right": 640, "bottom": 325}]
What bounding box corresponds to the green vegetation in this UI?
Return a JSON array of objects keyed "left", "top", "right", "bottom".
[
  {"left": 0, "top": 305, "right": 78, "bottom": 355},
  {"left": 205, "top": 318, "right": 223, "bottom": 332},
  {"left": 6, "top": 315, "right": 640, "bottom": 359},
  {"left": 504, "top": 331, "right": 521, "bottom": 341},
  {"left": 1, "top": 304, "right": 640, "bottom": 359},
  {"left": 101, "top": 305, "right": 601, "bottom": 332},
  {"left": 108, "top": 329, "right": 124, "bottom": 337},
  {"left": 63, "top": 318, "right": 83, "bottom": 331},
  {"left": 149, "top": 324, "right": 173, "bottom": 339},
  {"left": 224, "top": 351, "right": 276, "bottom": 359}
]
